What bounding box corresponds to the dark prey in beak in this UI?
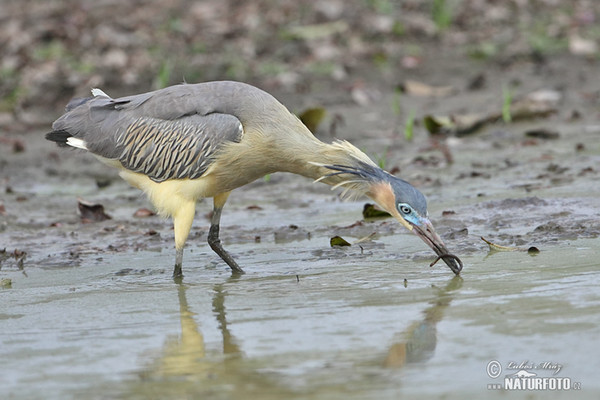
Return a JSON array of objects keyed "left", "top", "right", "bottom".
[{"left": 412, "top": 222, "right": 463, "bottom": 275}]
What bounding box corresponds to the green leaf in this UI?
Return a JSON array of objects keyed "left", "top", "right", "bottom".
[
  {"left": 362, "top": 203, "right": 391, "bottom": 219},
  {"left": 330, "top": 236, "right": 351, "bottom": 247},
  {"left": 298, "top": 107, "right": 326, "bottom": 133},
  {"left": 404, "top": 110, "right": 416, "bottom": 141},
  {"left": 423, "top": 114, "right": 446, "bottom": 134},
  {"left": 502, "top": 85, "right": 513, "bottom": 123}
]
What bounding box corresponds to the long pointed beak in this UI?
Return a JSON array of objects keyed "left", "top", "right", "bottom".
[{"left": 411, "top": 219, "right": 463, "bottom": 275}]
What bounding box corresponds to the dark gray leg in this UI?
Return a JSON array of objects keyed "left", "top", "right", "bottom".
[
  {"left": 208, "top": 194, "right": 245, "bottom": 274},
  {"left": 173, "top": 248, "right": 184, "bottom": 278}
]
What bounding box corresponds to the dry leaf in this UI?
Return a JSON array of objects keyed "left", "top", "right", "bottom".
[
  {"left": 569, "top": 35, "right": 598, "bottom": 56},
  {"left": 78, "top": 199, "right": 112, "bottom": 223},
  {"left": 524, "top": 129, "right": 560, "bottom": 140},
  {"left": 481, "top": 236, "right": 540, "bottom": 255},
  {"left": 134, "top": 208, "right": 156, "bottom": 217},
  {"left": 402, "top": 80, "right": 455, "bottom": 97}
]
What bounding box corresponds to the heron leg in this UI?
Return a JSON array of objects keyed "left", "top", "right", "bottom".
[
  {"left": 172, "top": 200, "right": 196, "bottom": 278},
  {"left": 208, "top": 192, "right": 244, "bottom": 274}
]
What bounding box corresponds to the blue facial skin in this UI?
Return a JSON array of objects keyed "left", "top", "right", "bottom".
[
  {"left": 388, "top": 174, "right": 428, "bottom": 218},
  {"left": 396, "top": 203, "right": 425, "bottom": 227}
]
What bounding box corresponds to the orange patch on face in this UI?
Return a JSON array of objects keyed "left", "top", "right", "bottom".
[
  {"left": 368, "top": 181, "right": 413, "bottom": 231},
  {"left": 368, "top": 182, "right": 395, "bottom": 213}
]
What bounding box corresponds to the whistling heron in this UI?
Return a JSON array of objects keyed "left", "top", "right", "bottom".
[{"left": 47, "top": 81, "right": 463, "bottom": 277}]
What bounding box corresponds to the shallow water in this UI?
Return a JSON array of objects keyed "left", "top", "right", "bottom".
[{"left": 2, "top": 231, "right": 600, "bottom": 399}]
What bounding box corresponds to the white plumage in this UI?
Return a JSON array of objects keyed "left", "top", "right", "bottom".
[{"left": 66, "top": 137, "right": 87, "bottom": 150}]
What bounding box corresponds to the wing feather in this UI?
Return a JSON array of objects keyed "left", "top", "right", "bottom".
[
  {"left": 106, "top": 114, "right": 242, "bottom": 182},
  {"left": 50, "top": 82, "right": 261, "bottom": 182}
]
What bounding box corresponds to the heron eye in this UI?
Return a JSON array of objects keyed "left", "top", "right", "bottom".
[{"left": 399, "top": 205, "right": 411, "bottom": 215}]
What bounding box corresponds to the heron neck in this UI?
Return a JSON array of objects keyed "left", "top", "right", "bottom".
[{"left": 276, "top": 122, "right": 378, "bottom": 188}]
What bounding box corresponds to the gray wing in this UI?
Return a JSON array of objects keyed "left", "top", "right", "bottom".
[
  {"left": 107, "top": 113, "right": 243, "bottom": 182},
  {"left": 52, "top": 86, "right": 244, "bottom": 182}
]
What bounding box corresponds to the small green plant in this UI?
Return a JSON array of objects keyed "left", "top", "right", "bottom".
[
  {"left": 526, "top": 19, "right": 569, "bottom": 55},
  {"left": 372, "top": 52, "right": 389, "bottom": 70},
  {"left": 375, "top": 148, "right": 388, "bottom": 169},
  {"left": 467, "top": 41, "right": 499, "bottom": 60},
  {"left": 366, "top": 0, "right": 394, "bottom": 14},
  {"left": 502, "top": 85, "right": 513, "bottom": 123},
  {"left": 432, "top": 0, "right": 452, "bottom": 31},
  {"left": 392, "top": 21, "right": 405, "bottom": 37},
  {"left": 258, "top": 61, "right": 287, "bottom": 77},
  {"left": 404, "top": 110, "right": 416, "bottom": 141},
  {"left": 32, "top": 40, "right": 65, "bottom": 62},
  {"left": 155, "top": 60, "right": 172, "bottom": 89},
  {"left": 307, "top": 61, "right": 336, "bottom": 77}
]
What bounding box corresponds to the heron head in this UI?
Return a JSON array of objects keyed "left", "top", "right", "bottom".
[
  {"left": 366, "top": 169, "right": 463, "bottom": 275},
  {"left": 318, "top": 162, "right": 462, "bottom": 274}
]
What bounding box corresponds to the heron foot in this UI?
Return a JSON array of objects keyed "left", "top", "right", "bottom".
[
  {"left": 173, "top": 247, "right": 184, "bottom": 279},
  {"left": 208, "top": 223, "right": 245, "bottom": 274},
  {"left": 173, "top": 263, "right": 183, "bottom": 279}
]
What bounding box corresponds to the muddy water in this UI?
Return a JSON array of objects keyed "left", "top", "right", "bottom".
[
  {"left": 2, "top": 102, "right": 600, "bottom": 398},
  {"left": 2, "top": 237, "right": 599, "bottom": 400}
]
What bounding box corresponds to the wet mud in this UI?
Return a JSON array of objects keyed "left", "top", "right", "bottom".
[{"left": 2, "top": 50, "right": 600, "bottom": 399}]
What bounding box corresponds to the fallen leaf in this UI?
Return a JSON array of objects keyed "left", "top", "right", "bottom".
[
  {"left": 423, "top": 89, "right": 559, "bottom": 137},
  {"left": 134, "top": 208, "right": 155, "bottom": 217},
  {"left": 525, "top": 89, "right": 562, "bottom": 105},
  {"left": 351, "top": 85, "right": 380, "bottom": 106},
  {"left": 78, "top": 199, "right": 112, "bottom": 223},
  {"left": 481, "top": 236, "right": 520, "bottom": 252},
  {"left": 362, "top": 203, "right": 391, "bottom": 219},
  {"left": 481, "top": 236, "right": 540, "bottom": 254},
  {"left": 423, "top": 114, "right": 488, "bottom": 136},
  {"left": 509, "top": 97, "right": 558, "bottom": 120},
  {"left": 298, "top": 107, "right": 326, "bottom": 133},
  {"left": 524, "top": 129, "right": 560, "bottom": 140},
  {"left": 330, "top": 236, "right": 351, "bottom": 247},
  {"left": 569, "top": 35, "right": 598, "bottom": 56},
  {"left": 402, "top": 80, "right": 455, "bottom": 97}
]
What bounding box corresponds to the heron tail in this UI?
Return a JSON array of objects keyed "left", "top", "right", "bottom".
[{"left": 45, "top": 130, "right": 73, "bottom": 147}]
